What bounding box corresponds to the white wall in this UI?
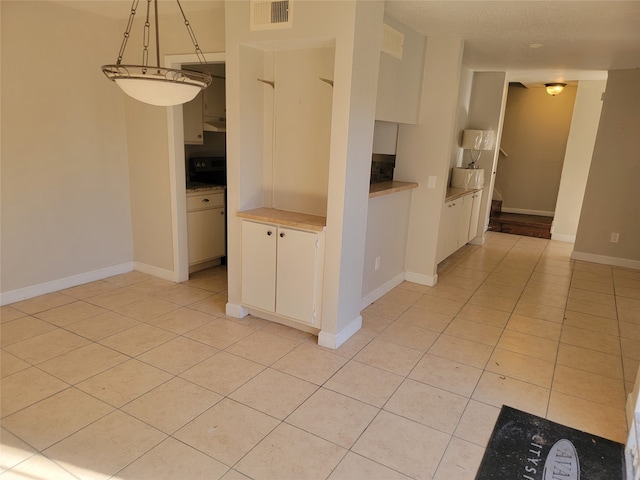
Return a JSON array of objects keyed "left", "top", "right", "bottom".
[
  {"left": 552, "top": 79, "right": 607, "bottom": 243},
  {"left": 451, "top": 66, "right": 474, "bottom": 172},
  {"left": 225, "top": 0, "right": 385, "bottom": 348},
  {"left": 1, "top": 1, "right": 133, "bottom": 302},
  {"left": 463, "top": 72, "right": 508, "bottom": 241},
  {"left": 574, "top": 69, "right": 640, "bottom": 268},
  {"left": 361, "top": 191, "right": 412, "bottom": 304},
  {"left": 396, "top": 37, "right": 465, "bottom": 286},
  {"left": 272, "top": 47, "right": 334, "bottom": 217}
]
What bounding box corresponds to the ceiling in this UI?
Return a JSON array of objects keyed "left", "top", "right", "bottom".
[
  {"left": 385, "top": 1, "right": 640, "bottom": 84},
  {"left": 53, "top": 0, "right": 640, "bottom": 83}
]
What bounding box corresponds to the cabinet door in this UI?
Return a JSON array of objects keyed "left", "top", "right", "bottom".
[
  {"left": 275, "top": 227, "right": 318, "bottom": 324},
  {"left": 468, "top": 191, "right": 483, "bottom": 241},
  {"left": 241, "top": 221, "right": 277, "bottom": 312},
  {"left": 183, "top": 92, "right": 203, "bottom": 144},
  {"left": 444, "top": 200, "right": 462, "bottom": 258},
  {"left": 458, "top": 194, "right": 474, "bottom": 248},
  {"left": 187, "top": 207, "right": 225, "bottom": 265},
  {"left": 204, "top": 77, "right": 226, "bottom": 118}
]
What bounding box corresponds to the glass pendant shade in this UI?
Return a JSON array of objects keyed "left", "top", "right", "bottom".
[
  {"left": 102, "top": 0, "right": 211, "bottom": 107},
  {"left": 102, "top": 65, "right": 211, "bottom": 106}
]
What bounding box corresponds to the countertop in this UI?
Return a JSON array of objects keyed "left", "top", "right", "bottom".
[
  {"left": 186, "top": 184, "right": 226, "bottom": 193},
  {"left": 445, "top": 187, "right": 482, "bottom": 202},
  {"left": 237, "top": 207, "right": 327, "bottom": 232},
  {"left": 369, "top": 181, "right": 419, "bottom": 198}
]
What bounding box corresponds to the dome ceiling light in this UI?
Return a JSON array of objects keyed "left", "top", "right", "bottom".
[
  {"left": 545, "top": 83, "right": 567, "bottom": 96},
  {"left": 101, "top": 0, "right": 212, "bottom": 107}
]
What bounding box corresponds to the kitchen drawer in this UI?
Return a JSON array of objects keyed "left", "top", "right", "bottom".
[{"left": 186, "top": 192, "right": 224, "bottom": 211}]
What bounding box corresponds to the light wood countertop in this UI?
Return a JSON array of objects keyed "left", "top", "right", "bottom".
[
  {"left": 445, "top": 187, "right": 482, "bottom": 202},
  {"left": 237, "top": 208, "right": 327, "bottom": 232},
  {"left": 369, "top": 181, "right": 419, "bottom": 198}
]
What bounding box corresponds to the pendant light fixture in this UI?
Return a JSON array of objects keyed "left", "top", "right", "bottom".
[
  {"left": 102, "top": 0, "right": 212, "bottom": 107},
  {"left": 545, "top": 83, "right": 566, "bottom": 96}
]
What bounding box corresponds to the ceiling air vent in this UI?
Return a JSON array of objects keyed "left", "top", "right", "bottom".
[
  {"left": 251, "top": 0, "right": 292, "bottom": 30},
  {"left": 382, "top": 23, "right": 404, "bottom": 60}
]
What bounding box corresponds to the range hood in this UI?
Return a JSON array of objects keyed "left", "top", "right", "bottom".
[{"left": 204, "top": 119, "right": 226, "bottom": 133}]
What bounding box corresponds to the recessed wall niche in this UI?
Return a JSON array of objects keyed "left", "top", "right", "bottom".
[{"left": 239, "top": 42, "right": 335, "bottom": 217}]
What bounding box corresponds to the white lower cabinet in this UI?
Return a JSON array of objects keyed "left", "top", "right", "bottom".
[
  {"left": 187, "top": 191, "right": 226, "bottom": 268},
  {"left": 468, "top": 191, "right": 482, "bottom": 241},
  {"left": 442, "top": 199, "right": 462, "bottom": 261},
  {"left": 241, "top": 220, "right": 323, "bottom": 327},
  {"left": 437, "top": 189, "right": 483, "bottom": 263}
]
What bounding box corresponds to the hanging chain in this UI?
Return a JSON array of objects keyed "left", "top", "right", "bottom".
[
  {"left": 114, "top": 0, "right": 207, "bottom": 67},
  {"left": 175, "top": 0, "right": 207, "bottom": 64},
  {"left": 116, "top": 0, "right": 140, "bottom": 65},
  {"left": 142, "top": 0, "right": 152, "bottom": 67}
]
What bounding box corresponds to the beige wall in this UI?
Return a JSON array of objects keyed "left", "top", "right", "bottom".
[
  {"left": 1, "top": 1, "right": 133, "bottom": 298},
  {"left": 552, "top": 80, "right": 606, "bottom": 242},
  {"left": 574, "top": 69, "right": 640, "bottom": 267},
  {"left": 496, "top": 84, "right": 577, "bottom": 215}
]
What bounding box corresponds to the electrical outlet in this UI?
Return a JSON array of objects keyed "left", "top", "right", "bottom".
[
  {"left": 610, "top": 232, "right": 620, "bottom": 243},
  {"left": 375, "top": 256, "right": 381, "bottom": 271}
]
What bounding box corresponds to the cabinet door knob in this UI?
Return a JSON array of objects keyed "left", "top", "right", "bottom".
[
  {"left": 220, "top": 211, "right": 224, "bottom": 215},
  {"left": 267, "top": 230, "right": 273, "bottom": 236},
  {"left": 280, "top": 232, "right": 285, "bottom": 238}
]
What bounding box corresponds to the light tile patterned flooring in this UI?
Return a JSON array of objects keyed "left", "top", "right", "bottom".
[{"left": 1, "top": 232, "right": 639, "bottom": 479}]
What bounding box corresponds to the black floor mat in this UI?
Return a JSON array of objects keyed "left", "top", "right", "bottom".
[{"left": 475, "top": 405, "right": 625, "bottom": 480}]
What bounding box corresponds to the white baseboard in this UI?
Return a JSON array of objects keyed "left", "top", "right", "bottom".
[
  {"left": 501, "top": 207, "right": 554, "bottom": 217},
  {"left": 404, "top": 271, "right": 438, "bottom": 287},
  {"left": 318, "top": 315, "right": 362, "bottom": 349},
  {"left": 360, "top": 272, "right": 405, "bottom": 310},
  {"left": 226, "top": 302, "right": 249, "bottom": 318},
  {"left": 469, "top": 234, "right": 485, "bottom": 246},
  {"left": 571, "top": 251, "right": 640, "bottom": 270},
  {"left": 133, "top": 261, "right": 176, "bottom": 282},
  {"left": 551, "top": 233, "right": 576, "bottom": 243},
  {"left": 0, "top": 262, "right": 133, "bottom": 306}
]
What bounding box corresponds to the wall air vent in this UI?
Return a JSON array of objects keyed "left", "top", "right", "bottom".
[
  {"left": 382, "top": 23, "right": 404, "bottom": 60},
  {"left": 250, "top": 0, "right": 292, "bottom": 30}
]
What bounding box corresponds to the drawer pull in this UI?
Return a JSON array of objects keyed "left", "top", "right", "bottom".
[{"left": 202, "top": 198, "right": 210, "bottom": 203}]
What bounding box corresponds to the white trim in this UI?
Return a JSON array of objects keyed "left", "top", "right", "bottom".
[
  {"left": 226, "top": 302, "right": 249, "bottom": 318},
  {"left": 501, "top": 207, "right": 554, "bottom": 217},
  {"left": 551, "top": 233, "right": 576, "bottom": 243},
  {"left": 133, "top": 261, "right": 175, "bottom": 282},
  {"left": 164, "top": 52, "right": 226, "bottom": 284},
  {"left": 0, "top": 262, "right": 133, "bottom": 306},
  {"left": 404, "top": 271, "right": 438, "bottom": 287},
  {"left": 318, "top": 315, "right": 362, "bottom": 349},
  {"left": 360, "top": 272, "right": 405, "bottom": 310},
  {"left": 571, "top": 251, "right": 640, "bottom": 270},
  {"left": 469, "top": 232, "right": 486, "bottom": 246}
]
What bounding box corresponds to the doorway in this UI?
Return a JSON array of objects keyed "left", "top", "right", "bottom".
[
  {"left": 164, "top": 52, "right": 226, "bottom": 283},
  {"left": 490, "top": 83, "right": 577, "bottom": 239}
]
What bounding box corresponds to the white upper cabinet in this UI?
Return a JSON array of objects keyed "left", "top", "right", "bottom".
[
  {"left": 204, "top": 76, "right": 226, "bottom": 119},
  {"left": 375, "top": 17, "right": 425, "bottom": 124}
]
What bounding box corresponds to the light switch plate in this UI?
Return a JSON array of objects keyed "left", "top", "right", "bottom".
[{"left": 427, "top": 176, "right": 436, "bottom": 189}]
